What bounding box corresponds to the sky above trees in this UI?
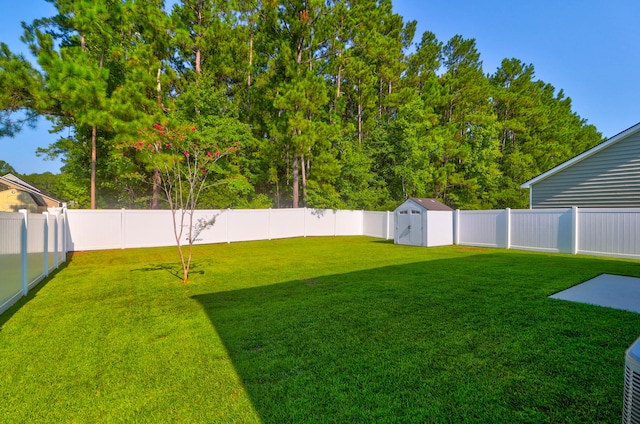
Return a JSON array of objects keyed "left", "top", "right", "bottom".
[{"left": 1, "top": 0, "right": 637, "bottom": 178}]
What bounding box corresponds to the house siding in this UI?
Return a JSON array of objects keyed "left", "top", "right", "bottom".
[{"left": 532, "top": 131, "right": 640, "bottom": 208}]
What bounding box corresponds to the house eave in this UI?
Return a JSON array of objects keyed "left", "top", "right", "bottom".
[{"left": 520, "top": 121, "right": 640, "bottom": 189}]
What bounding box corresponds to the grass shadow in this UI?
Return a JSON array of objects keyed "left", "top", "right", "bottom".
[
  {"left": 193, "top": 253, "right": 640, "bottom": 423},
  {"left": 0, "top": 257, "right": 71, "bottom": 330},
  {"left": 130, "top": 261, "right": 205, "bottom": 282}
]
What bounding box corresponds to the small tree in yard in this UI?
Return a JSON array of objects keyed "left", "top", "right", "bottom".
[{"left": 133, "top": 122, "right": 239, "bottom": 283}]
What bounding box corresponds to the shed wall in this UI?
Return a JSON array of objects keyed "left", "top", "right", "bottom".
[
  {"left": 532, "top": 132, "right": 640, "bottom": 208},
  {"left": 426, "top": 211, "right": 453, "bottom": 246}
]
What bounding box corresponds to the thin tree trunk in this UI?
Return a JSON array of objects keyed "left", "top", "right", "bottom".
[
  {"left": 90, "top": 126, "right": 97, "bottom": 209},
  {"left": 151, "top": 169, "right": 161, "bottom": 209},
  {"left": 357, "top": 83, "right": 363, "bottom": 144},
  {"left": 151, "top": 67, "right": 164, "bottom": 209},
  {"left": 301, "top": 153, "right": 307, "bottom": 206},
  {"left": 195, "top": 0, "right": 203, "bottom": 75},
  {"left": 378, "top": 78, "right": 383, "bottom": 119},
  {"left": 89, "top": 47, "right": 105, "bottom": 210},
  {"left": 247, "top": 31, "right": 253, "bottom": 87},
  {"left": 292, "top": 154, "right": 299, "bottom": 208},
  {"left": 336, "top": 63, "right": 342, "bottom": 106}
]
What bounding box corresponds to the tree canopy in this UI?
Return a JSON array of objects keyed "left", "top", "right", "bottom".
[{"left": 0, "top": 0, "right": 603, "bottom": 210}]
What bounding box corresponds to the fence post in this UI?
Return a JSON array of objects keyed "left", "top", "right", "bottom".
[
  {"left": 386, "top": 211, "right": 391, "bottom": 240},
  {"left": 572, "top": 206, "right": 579, "bottom": 255},
  {"left": 62, "top": 208, "right": 67, "bottom": 262},
  {"left": 121, "top": 208, "right": 126, "bottom": 249},
  {"left": 303, "top": 208, "right": 307, "bottom": 238},
  {"left": 53, "top": 213, "right": 59, "bottom": 269},
  {"left": 19, "top": 209, "right": 28, "bottom": 296},
  {"left": 505, "top": 208, "right": 511, "bottom": 249},
  {"left": 227, "top": 208, "right": 231, "bottom": 243},
  {"left": 43, "top": 212, "right": 49, "bottom": 277},
  {"left": 454, "top": 209, "right": 460, "bottom": 245},
  {"left": 268, "top": 208, "right": 272, "bottom": 240}
]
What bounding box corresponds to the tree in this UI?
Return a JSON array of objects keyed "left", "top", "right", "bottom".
[
  {"left": 0, "top": 160, "right": 17, "bottom": 175},
  {"left": 132, "top": 121, "right": 239, "bottom": 283},
  {"left": 0, "top": 43, "right": 47, "bottom": 138}
]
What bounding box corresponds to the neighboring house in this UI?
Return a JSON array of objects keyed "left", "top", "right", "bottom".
[
  {"left": 521, "top": 122, "right": 640, "bottom": 208},
  {"left": 394, "top": 198, "right": 453, "bottom": 247},
  {"left": 0, "top": 174, "right": 61, "bottom": 213}
]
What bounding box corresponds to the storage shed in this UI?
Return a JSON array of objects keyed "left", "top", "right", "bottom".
[
  {"left": 394, "top": 198, "right": 453, "bottom": 247},
  {"left": 521, "top": 122, "right": 640, "bottom": 208}
]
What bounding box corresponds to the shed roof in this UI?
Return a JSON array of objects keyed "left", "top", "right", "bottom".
[
  {"left": 403, "top": 198, "right": 453, "bottom": 211},
  {"left": 521, "top": 121, "right": 640, "bottom": 188}
]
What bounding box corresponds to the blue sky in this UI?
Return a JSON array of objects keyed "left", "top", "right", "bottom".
[{"left": 1, "top": 0, "right": 639, "bottom": 175}]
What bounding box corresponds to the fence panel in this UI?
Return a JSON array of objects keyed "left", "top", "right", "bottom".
[
  {"left": 27, "top": 214, "right": 46, "bottom": 288},
  {"left": 66, "top": 210, "right": 123, "bottom": 251},
  {"left": 304, "top": 209, "right": 336, "bottom": 236},
  {"left": 190, "top": 209, "right": 226, "bottom": 244},
  {"left": 267, "top": 209, "right": 306, "bottom": 239},
  {"left": 510, "top": 209, "right": 572, "bottom": 253},
  {"left": 0, "top": 213, "right": 24, "bottom": 313},
  {"left": 578, "top": 208, "right": 640, "bottom": 259},
  {"left": 457, "top": 210, "right": 506, "bottom": 247},
  {"left": 123, "top": 210, "right": 176, "bottom": 249},
  {"left": 362, "top": 211, "right": 393, "bottom": 239},
  {"left": 228, "top": 209, "right": 271, "bottom": 242},
  {"left": 0, "top": 211, "right": 67, "bottom": 315},
  {"left": 57, "top": 214, "right": 65, "bottom": 264},
  {"left": 47, "top": 214, "right": 57, "bottom": 272},
  {"left": 335, "top": 210, "right": 364, "bottom": 236}
]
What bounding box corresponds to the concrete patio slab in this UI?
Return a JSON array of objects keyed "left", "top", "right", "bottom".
[{"left": 549, "top": 274, "right": 640, "bottom": 314}]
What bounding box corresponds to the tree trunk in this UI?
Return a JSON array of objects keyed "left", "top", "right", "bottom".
[
  {"left": 151, "top": 67, "right": 164, "bottom": 209},
  {"left": 292, "top": 154, "right": 299, "bottom": 208},
  {"left": 151, "top": 168, "right": 161, "bottom": 209},
  {"left": 301, "top": 153, "right": 307, "bottom": 206},
  {"left": 89, "top": 47, "right": 105, "bottom": 210},
  {"left": 90, "top": 125, "right": 97, "bottom": 209},
  {"left": 357, "top": 83, "right": 363, "bottom": 144},
  {"left": 247, "top": 31, "right": 253, "bottom": 88},
  {"left": 378, "top": 78, "right": 383, "bottom": 119},
  {"left": 195, "top": 0, "right": 203, "bottom": 75}
]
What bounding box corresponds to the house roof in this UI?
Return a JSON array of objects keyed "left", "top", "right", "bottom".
[
  {"left": 521, "top": 121, "right": 640, "bottom": 188},
  {"left": 405, "top": 198, "right": 453, "bottom": 211},
  {"left": 0, "top": 173, "right": 61, "bottom": 205}
]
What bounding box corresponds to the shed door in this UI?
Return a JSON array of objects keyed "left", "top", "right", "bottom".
[{"left": 397, "top": 209, "right": 422, "bottom": 246}]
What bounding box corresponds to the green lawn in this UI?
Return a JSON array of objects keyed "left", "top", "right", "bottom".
[{"left": 1, "top": 237, "right": 639, "bottom": 423}]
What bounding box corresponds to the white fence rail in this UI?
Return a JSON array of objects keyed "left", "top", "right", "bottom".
[{"left": 0, "top": 210, "right": 67, "bottom": 315}]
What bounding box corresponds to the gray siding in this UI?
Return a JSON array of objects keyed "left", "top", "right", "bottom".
[{"left": 532, "top": 132, "right": 640, "bottom": 208}]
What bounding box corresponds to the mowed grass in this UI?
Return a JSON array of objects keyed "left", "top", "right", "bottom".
[{"left": 1, "top": 237, "right": 640, "bottom": 423}]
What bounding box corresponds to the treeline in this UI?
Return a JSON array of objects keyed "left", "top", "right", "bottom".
[{"left": 0, "top": 0, "right": 602, "bottom": 210}]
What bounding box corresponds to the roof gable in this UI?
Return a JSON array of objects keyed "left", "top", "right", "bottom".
[
  {"left": 1, "top": 173, "right": 42, "bottom": 192},
  {"left": 521, "top": 121, "right": 640, "bottom": 188},
  {"left": 0, "top": 174, "right": 61, "bottom": 204}
]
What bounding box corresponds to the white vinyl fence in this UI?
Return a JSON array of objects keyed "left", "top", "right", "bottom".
[
  {"left": 0, "top": 210, "right": 67, "bottom": 315},
  {"left": 65, "top": 208, "right": 394, "bottom": 251},
  {"left": 454, "top": 207, "right": 640, "bottom": 260},
  {"left": 64, "top": 207, "right": 640, "bottom": 260}
]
